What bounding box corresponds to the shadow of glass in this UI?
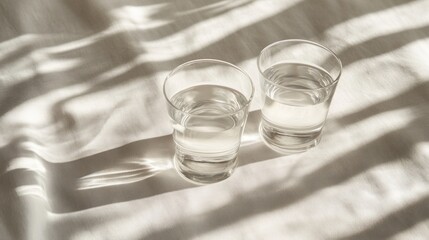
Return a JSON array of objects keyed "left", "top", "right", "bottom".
[
  {"left": 0, "top": 110, "right": 276, "bottom": 215},
  {"left": 238, "top": 110, "right": 285, "bottom": 165},
  {"left": 45, "top": 134, "right": 176, "bottom": 213},
  {"left": 43, "top": 110, "right": 280, "bottom": 213},
  {"left": 76, "top": 158, "right": 171, "bottom": 190}
]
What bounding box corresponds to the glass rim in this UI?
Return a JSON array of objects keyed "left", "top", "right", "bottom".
[
  {"left": 163, "top": 59, "right": 255, "bottom": 118},
  {"left": 257, "top": 39, "right": 342, "bottom": 91}
]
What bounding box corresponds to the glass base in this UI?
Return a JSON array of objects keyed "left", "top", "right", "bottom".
[
  {"left": 259, "top": 122, "right": 322, "bottom": 154},
  {"left": 173, "top": 147, "right": 238, "bottom": 185}
]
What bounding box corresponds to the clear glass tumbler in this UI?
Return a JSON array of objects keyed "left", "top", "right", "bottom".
[
  {"left": 164, "top": 59, "right": 254, "bottom": 184},
  {"left": 258, "top": 40, "right": 342, "bottom": 154}
]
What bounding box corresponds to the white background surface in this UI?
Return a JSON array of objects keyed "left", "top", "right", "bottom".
[{"left": 1, "top": 0, "right": 429, "bottom": 239}]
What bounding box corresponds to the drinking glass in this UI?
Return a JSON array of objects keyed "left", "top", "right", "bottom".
[
  {"left": 257, "top": 40, "right": 342, "bottom": 153},
  {"left": 164, "top": 59, "right": 254, "bottom": 184}
]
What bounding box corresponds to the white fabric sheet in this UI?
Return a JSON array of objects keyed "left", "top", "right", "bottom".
[{"left": 1, "top": 0, "right": 429, "bottom": 239}]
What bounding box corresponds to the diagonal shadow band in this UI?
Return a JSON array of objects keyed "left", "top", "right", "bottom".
[
  {"left": 139, "top": 0, "right": 422, "bottom": 71},
  {"left": 335, "top": 195, "right": 429, "bottom": 240},
  {"left": 338, "top": 25, "right": 429, "bottom": 66},
  {"left": 46, "top": 1, "right": 429, "bottom": 134},
  {"left": 141, "top": 109, "right": 429, "bottom": 240},
  {"left": 0, "top": 136, "right": 49, "bottom": 240},
  {"left": 61, "top": 0, "right": 112, "bottom": 31},
  {"left": 0, "top": 0, "right": 417, "bottom": 118},
  {"left": 0, "top": 0, "right": 426, "bottom": 238},
  {"left": 42, "top": 110, "right": 283, "bottom": 213},
  {"left": 338, "top": 80, "right": 429, "bottom": 126},
  {"left": 2, "top": 18, "right": 428, "bottom": 216}
]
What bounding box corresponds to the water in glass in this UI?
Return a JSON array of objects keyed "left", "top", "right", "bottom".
[
  {"left": 260, "top": 62, "right": 335, "bottom": 153},
  {"left": 170, "top": 85, "right": 248, "bottom": 184}
]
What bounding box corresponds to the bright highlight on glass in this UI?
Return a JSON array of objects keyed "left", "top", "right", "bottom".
[
  {"left": 258, "top": 39, "right": 342, "bottom": 153},
  {"left": 164, "top": 59, "right": 254, "bottom": 184}
]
